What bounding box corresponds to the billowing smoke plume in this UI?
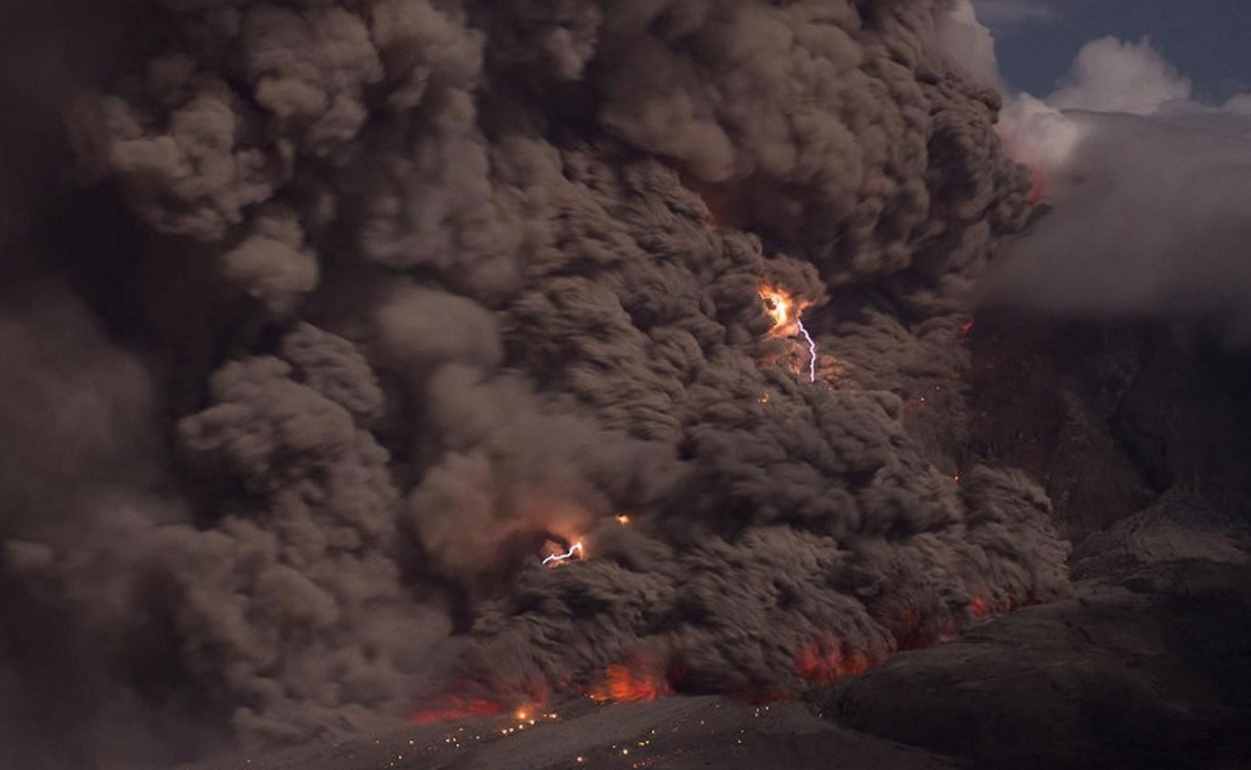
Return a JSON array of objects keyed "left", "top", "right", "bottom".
[
  {"left": 981, "top": 26, "right": 1251, "bottom": 343},
  {"left": 0, "top": 0, "right": 1065, "bottom": 766},
  {"left": 932, "top": 0, "right": 1001, "bottom": 90}
]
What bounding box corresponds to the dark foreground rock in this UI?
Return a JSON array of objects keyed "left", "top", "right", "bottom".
[
  {"left": 821, "top": 493, "right": 1251, "bottom": 770},
  {"left": 179, "top": 696, "right": 958, "bottom": 770}
]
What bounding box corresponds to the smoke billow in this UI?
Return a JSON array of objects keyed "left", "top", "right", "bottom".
[
  {"left": 0, "top": 1, "right": 1067, "bottom": 766},
  {"left": 981, "top": 27, "right": 1251, "bottom": 344},
  {"left": 984, "top": 109, "right": 1251, "bottom": 339}
]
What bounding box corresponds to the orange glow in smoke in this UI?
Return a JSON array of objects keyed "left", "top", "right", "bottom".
[
  {"left": 542, "top": 539, "right": 585, "bottom": 568},
  {"left": 1027, "top": 163, "right": 1049, "bottom": 205},
  {"left": 758, "top": 283, "right": 820, "bottom": 382},
  {"left": 969, "top": 596, "right": 990, "bottom": 619},
  {"left": 587, "top": 664, "right": 672, "bottom": 704},
  {"left": 759, "top": 284, "right": 809, "bottom": 335},
  {"left": 616, "top": 515, "right": 631, "bottom": 525},
  {"left": 795, "top": 639, "right": 874, "bottom": 686}
]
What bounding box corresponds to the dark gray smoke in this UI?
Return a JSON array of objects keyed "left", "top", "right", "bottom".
[{"left": 0, "top": 1, "right": 1066, "bottom": 766}]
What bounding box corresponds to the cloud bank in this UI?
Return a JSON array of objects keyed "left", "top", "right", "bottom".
[{"left": 978, "top": 19, "right": 1251, "bottom": 343}]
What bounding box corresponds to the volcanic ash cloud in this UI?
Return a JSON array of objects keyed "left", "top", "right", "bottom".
[{"left": 0, "top": 0, "right": 1067, "bottom": 763}]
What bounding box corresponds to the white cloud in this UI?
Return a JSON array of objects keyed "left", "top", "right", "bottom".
[
  {"left": 981, "top": 108, "right": 1251, "bottom": 344},
  {"left": 1048, "top": 36, "right": 1192, "bottom": 115},
  {"left": 981, "top": 26, "right": 1251, "bottom": 344},
  {"left": 998, "top": 95, "right": 1085, "bottom": 174}
]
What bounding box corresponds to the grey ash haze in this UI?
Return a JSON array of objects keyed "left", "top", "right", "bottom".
[{"left": 0, "top": 1, "right": 1081, "bottom": 767}]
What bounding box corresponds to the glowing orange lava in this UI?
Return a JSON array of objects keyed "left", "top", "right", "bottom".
[
  {"left": 587, "top": 664, "right": 671, "bottom": 704},
  {"left": 795, "top": 640, "right": 874, "bottom": 686}
]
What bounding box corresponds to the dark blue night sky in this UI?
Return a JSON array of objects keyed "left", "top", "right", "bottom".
[{"left": 976, "top": 0, "right": 1251, "bottom": 101}]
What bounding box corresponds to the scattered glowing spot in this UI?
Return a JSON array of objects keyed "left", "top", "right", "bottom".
[{"left": 616, "top": 515, "right": 631, "bottom": 525}]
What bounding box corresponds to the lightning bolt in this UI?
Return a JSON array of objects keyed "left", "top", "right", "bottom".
[
  {"left": 796, "top": 315, "right": 817, "bottom": 383},
  {"left": 541, "top": 541, "right": 583, "bottom": 567},
  {"left": 758, "top": 284, "right": 819, "bottom": 384}
]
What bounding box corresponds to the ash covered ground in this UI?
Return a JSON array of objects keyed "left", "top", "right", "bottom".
[{"left": 1, "top": 1, "right": 1250, "bottom": 769}]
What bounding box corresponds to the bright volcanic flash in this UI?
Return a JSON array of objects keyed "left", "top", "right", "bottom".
[
  {"left": 760, "top": 286, "right": 792, "bottom": 329},
  {"left": 759, "top": 285, "right": 818, "bottom": 384},
  {"left": 541, "top": 541, "right": 583, "bottom": 567}
]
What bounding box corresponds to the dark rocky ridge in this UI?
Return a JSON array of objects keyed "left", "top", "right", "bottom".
[
  {"left": 825, "top": 501, "right": 1251, "bottom": 769},
  {"left": 966, "top": 312, "right": 1251, "bottom": 541}
]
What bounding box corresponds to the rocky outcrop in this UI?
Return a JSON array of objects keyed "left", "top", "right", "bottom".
[
  {"left": 821, "top": 491, "right": 1251, "bottom": 769},
  {"left": 966, "top": 314, "right": 1251, "bottom": 541}
]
